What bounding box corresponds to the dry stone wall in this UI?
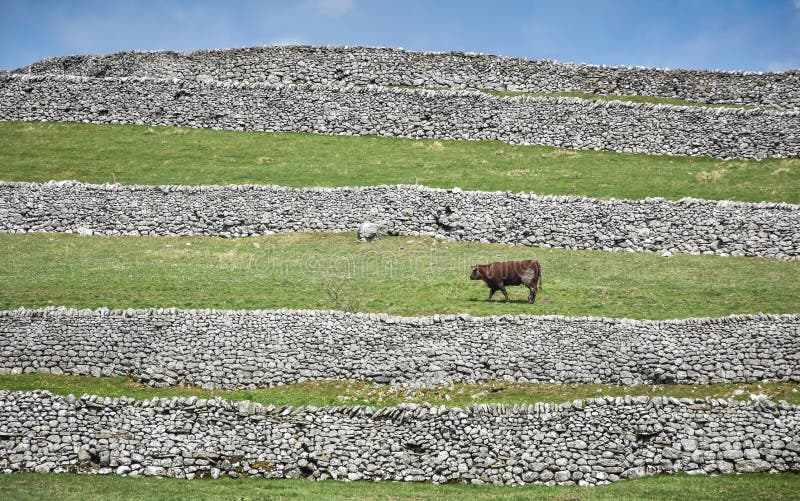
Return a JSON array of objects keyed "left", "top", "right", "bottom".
[
  {"left": 2, "top": 308, "right": 798, "bottom": 388},
  {"left": 16, "top": 45, "right": 800, "bottom": 110},
  {"left": 1, "top": 390, "right": 798, "bottom": 485},
  {"left": 2, "top": 74, "right": 798, "bottom": 159},
  {"left": 2, "top": 181, "right": 798, "bottom": 259}
]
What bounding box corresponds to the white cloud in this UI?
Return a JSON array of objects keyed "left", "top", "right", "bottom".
[
  {"left": 767, "top": 60, "right": 800, "bottom": 72},
  {"left": 315, "top": 0, "right": 354, "bottom": 17},
  {"left": 46, "top": 3, "right": 238, "bottom": 55}
]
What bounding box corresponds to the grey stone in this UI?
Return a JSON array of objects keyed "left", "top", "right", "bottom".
[
  {"left": 554, "top": 471, "right": 571, "bottom": 482},
  {"left": 357, "top": 221, "right": 387, "bottom": 242},
  {"left": 735, "top": 459, "right": 772, "bottom": 473},
  {"left": 143, "top": 466, "right": 166, "bottom": 476},
  {"left": 722, "top": 449, "right": 744, "bottom": 460}
]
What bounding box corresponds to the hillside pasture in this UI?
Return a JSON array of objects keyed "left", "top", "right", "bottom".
[
  {"left": 1, "top": 121, "right": 798, "bottom": 203},
  {"left": 1, "top": 57, "right": 799, "bottom": 500},
  {"left": 1, "top": 233, "right": 798, "bottom": 319}
]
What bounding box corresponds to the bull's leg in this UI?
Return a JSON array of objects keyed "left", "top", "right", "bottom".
[
  {"left": 528, "top": 285, "right": 537, "bottom": 304},
  {"left": 500, "top": 285, "right": 509, "bottom": 302},
  {"left": 487, "top": 288, "right": 497, "bottom": 301}
]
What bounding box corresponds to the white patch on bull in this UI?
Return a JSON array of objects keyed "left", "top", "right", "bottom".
[{"left": 520, "top": 268, "right": 537, "bottom": 286}]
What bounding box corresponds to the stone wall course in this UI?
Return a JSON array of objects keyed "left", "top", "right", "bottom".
[
  {"left": 2, "top": 181, "right": 798, "bottom": 259},
  {"left": 15, "top": 45, "right": 800, "bottom": 110},
  {"left": 1, "top": 73, "right": 798, "bottom": 159},
  {"left": 2, "top": 308, "right": 798, "bottom": 388},
  {"left": 0, "top": 390, "right": 797, "bottom": 484}
]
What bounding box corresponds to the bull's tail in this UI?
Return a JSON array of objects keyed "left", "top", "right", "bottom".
[{"left": 537, "top": 261, "right": 542, "bottom": 290}]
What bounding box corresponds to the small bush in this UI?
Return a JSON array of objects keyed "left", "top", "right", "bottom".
[{"left": 319, "top": 271, "right": 364, "bottom": 312}]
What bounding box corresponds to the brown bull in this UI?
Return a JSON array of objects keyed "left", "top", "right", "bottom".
[{"left": 470, "top": 260, "right": 542, "bottom": 303}]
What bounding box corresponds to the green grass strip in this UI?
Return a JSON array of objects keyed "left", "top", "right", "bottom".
[
  {"left": 2, "top": 374, "right": 799, "bottom": 407},
  {"left": 1, "top": 121, "right": 797, "bottom": 203},
  {"left": 1, "top": 233, "right": 798, "bottom": 319},
  {"left": 1, "top": 471, "right": 799, "bottom": 500}
]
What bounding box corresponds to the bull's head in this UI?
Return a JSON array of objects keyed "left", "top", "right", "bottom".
[{"left": 470, "top": 264, "right": 483, "bottom": 280}]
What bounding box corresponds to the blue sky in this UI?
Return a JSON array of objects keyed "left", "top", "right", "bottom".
[{"left": 1, "top": 0, "right": 798, "bottom": 72}]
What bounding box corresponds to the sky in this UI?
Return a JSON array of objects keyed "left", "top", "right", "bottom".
[{"left": 1, "top": 0, "right": 798, "bottom": 72}]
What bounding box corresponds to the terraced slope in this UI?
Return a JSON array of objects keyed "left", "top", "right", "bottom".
[{"left": 1, "top": 45, "right": 798, "bottom": 494}]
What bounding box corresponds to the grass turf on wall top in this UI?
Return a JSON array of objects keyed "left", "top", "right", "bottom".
[
  {"left": 2, "top": 471, "right": 798, "bottom": 501},
  {"left": 394, "top": 86, "right": 762, "bottom": 109},
  {"left": 2, "top": 374, "right": 799, "bottom": 408}
]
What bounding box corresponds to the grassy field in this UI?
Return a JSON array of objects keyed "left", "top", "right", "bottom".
[
  {"left": 1, "top": 233, "right": 798, "bottom": 319},
  {"left": 1, "top": 472, "right": 798, "bottom": 501},
  {"left": 2, "top": 374, "right": 798, "bottom": 407},
  {"left": 1, "top": 121, "right": 798, "bottom": 203}
]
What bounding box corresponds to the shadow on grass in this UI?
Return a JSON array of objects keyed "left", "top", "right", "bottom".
[{"left": 467, "top": 298, "right": 538, "bottom": 304}]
